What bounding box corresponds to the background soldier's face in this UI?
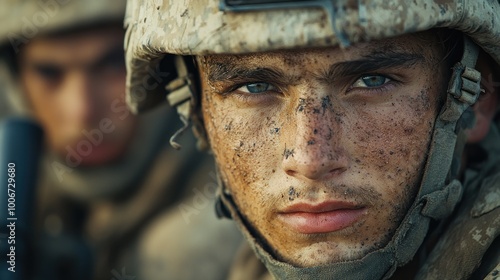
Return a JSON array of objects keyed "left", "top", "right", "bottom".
[
  {"left": 18, "top": 25, "right": 136, "bottom": 166},
  {"left": 199, "top": 33, "right": 445, "bottom": 267}
]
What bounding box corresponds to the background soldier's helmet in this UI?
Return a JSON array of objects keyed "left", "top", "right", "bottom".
[
  {"left": 0, "top": 0, "right": 127, "bottom": 114},
  {"left": 123, "top": 0, "right": 500, "bottom": 279}
]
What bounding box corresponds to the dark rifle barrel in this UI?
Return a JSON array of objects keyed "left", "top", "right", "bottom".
[{"left": 0, "top": 117, "right": 43, "bottom": 280}]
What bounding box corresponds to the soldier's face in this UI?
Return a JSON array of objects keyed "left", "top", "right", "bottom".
[
  {"left": 19, "top": 25, "right": 136, "bottom": 166},
  {"left": 199, "top": 33, "right": 445, "bottom": 266}
]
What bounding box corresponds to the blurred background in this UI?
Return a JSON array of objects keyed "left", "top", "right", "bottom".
[{"left": 0, "top": 1, "right": 243, "bottom": 279}]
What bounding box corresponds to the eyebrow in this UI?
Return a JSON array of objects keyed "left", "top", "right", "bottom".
[
  {"left": 25, "top": 44, "right": 124, "bottom": 72},
  {"left": 90, "top": 45, "right": 125, "bottom": 70},
  {"left": 320, "top": 51, "right": 424, "bottom": 83},
  {"left": 206, "top": 62, "right": 289, "bottom": 85},
  {"left": 205, "top": 51, "right": 424, "bottom": 85}
]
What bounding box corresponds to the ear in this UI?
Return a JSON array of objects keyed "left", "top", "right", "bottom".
[{"left": 466, "top": 53, "right": 499, "bottom": 143}]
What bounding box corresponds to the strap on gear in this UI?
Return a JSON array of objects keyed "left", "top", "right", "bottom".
[
  {"left": 164, "top": 56, "right": 232, "bottom": 218},
  {"left": 447, "top": 37, "right": 483, "bottom": 107},
  {"left": 166, "top": 56, "right": 195, "bottom": 150},
  {"left": 418, "top": 36, "right": 482, "bottom": 220},
  {"left": 215, "top": 191, "right": 232, "bottom": 219},
  {"left": 215, "top": 165, "right": 232, "bottom": 219}
]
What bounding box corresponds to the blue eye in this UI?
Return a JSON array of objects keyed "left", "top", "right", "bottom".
[
  {"left": 237, "top": 82, "right": 275, "bottom": 94},
  {"left": 353, "top": 75, "right": 390, "bottom": 88}
]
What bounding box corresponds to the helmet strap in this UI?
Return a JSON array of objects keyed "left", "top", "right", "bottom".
[
  {"left": 417, "top": 35, "right": 482, "bottom": 216},
  {"left": 166, "top": 56, "right": 210, "bottom": 150}
]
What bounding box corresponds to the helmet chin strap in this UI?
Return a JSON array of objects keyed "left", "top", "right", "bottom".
[
  {"left": 166, "top": 56, "right": 209, "bottom": 151},
  {"left": 213, "top": 35, "right": 484, "bottom": 279},
  {"left": 419, "top": 35, "right": 482, "bottom": 197}
]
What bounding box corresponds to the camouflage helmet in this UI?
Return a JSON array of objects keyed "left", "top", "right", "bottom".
[
  {"left": 123, "top": 1, "right": 500, "bottom": 279},
  {"left": 0, "top": 0, "right": 127, "bottom": 114},
  {"left": 0, "top": 0, "right": 127, "bottom": 52},
  {"left": 124, "top": 0, "right": 500, "bottom": 113}
]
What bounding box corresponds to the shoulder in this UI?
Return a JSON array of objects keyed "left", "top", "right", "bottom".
[{"left": 416, "top": 170, "right": 500, "bottom": 280}]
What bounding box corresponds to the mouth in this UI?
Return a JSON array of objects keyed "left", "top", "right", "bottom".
[{"left": 278, "top": 201, "right": 366, "bottom": 234}]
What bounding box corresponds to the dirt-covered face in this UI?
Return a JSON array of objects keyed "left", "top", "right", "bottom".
[{"left": 198, "top": 33, "right": 446, "bottom": 267}]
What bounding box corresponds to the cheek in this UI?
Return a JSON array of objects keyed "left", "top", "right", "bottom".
[
  {"left": 22, "top": 76, "right": 63, "bottom": 137},
  {"left": 345, "top": 87, "right": 437, "bottom": 200},
  {"left": 22, "top": 72, "right": 50, "bottom": 114},
  {"left": 101, "top": 73, "right": 126, "bottom": 100},
  {"left": 92, "top": 73, "right": 126, "bottom": 120},
  {"left": 202, "top": 91, "right": 282, "bottom": 211},
  {"left": 101, "top": 76, "right": 131, "bottom": 125}
]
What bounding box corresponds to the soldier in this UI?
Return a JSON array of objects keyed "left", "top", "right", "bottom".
[
  {"left": 124, "top": 0, "right": 500, "bottom": 279},
  {"left": 0, "top": 0, "right": 241, "bottom": 279}
]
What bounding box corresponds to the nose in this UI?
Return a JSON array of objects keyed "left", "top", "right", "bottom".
[
  {"left": 282, "top": 96, "right": 349, "bottom": 181},
  {"left": 59, "top": 71, "right": 96, "bottom": 126}
]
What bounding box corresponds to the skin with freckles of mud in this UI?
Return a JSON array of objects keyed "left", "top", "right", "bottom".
[{"left": 198, "top": 33, "right": 446, "bottom": 267}]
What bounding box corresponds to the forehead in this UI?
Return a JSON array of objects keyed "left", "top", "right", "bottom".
[
  {"left": 200, "top": 32, "right": 442, "bottom": 70},
  {"left": 21, "top": 26, "right": 124, "bottom": 64}
]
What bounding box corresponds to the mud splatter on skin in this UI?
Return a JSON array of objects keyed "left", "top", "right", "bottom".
[
  {"left": 297, "top": 98, "right": 306, "bottom": 112},
  {"left": 270, "top": 127, "right": 280, "bottom": 134},
  {"left": 283, "top": 146, "right": 295, "bottom": 159},
  {"left": 296, "top": 97, "right": 330, "bottom": 115},
  {"left": 199, "top": 31, "right": 447, "bottom": 268},
  {"left": 288, "top": 186, "right": 301, "bottom": 201},
  {"left": 321, "top": 96, "right": 333, "bottom": 114},
  {"left": 224, "top": 121, "right": 233, "bottom": 131}
]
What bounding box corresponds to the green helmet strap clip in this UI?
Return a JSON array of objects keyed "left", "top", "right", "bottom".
[{"left": 417, "top": 35, "right": 481, "bottom": 219}]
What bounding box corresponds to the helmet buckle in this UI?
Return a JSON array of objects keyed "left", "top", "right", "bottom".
[{"left": 447, "top": 63, "right": 482, "bottom": 106}]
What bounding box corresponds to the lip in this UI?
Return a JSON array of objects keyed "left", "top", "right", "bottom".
[
  {"left": 278, "top": 201, "right": 366, "bottom": 234},
  {"left": 72, "top": 141, "right": 125, "bottom": 166}
]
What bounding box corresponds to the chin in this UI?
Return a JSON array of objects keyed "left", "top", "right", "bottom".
[
  {"left": 54, "top": 141, "right": 128, "bottom": 168},
  {"left": 80, "top": 147, "right": 126, "bottom": 166},
  {"left": 280, "top": 241, "right": 380, "bottom": 267}
]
